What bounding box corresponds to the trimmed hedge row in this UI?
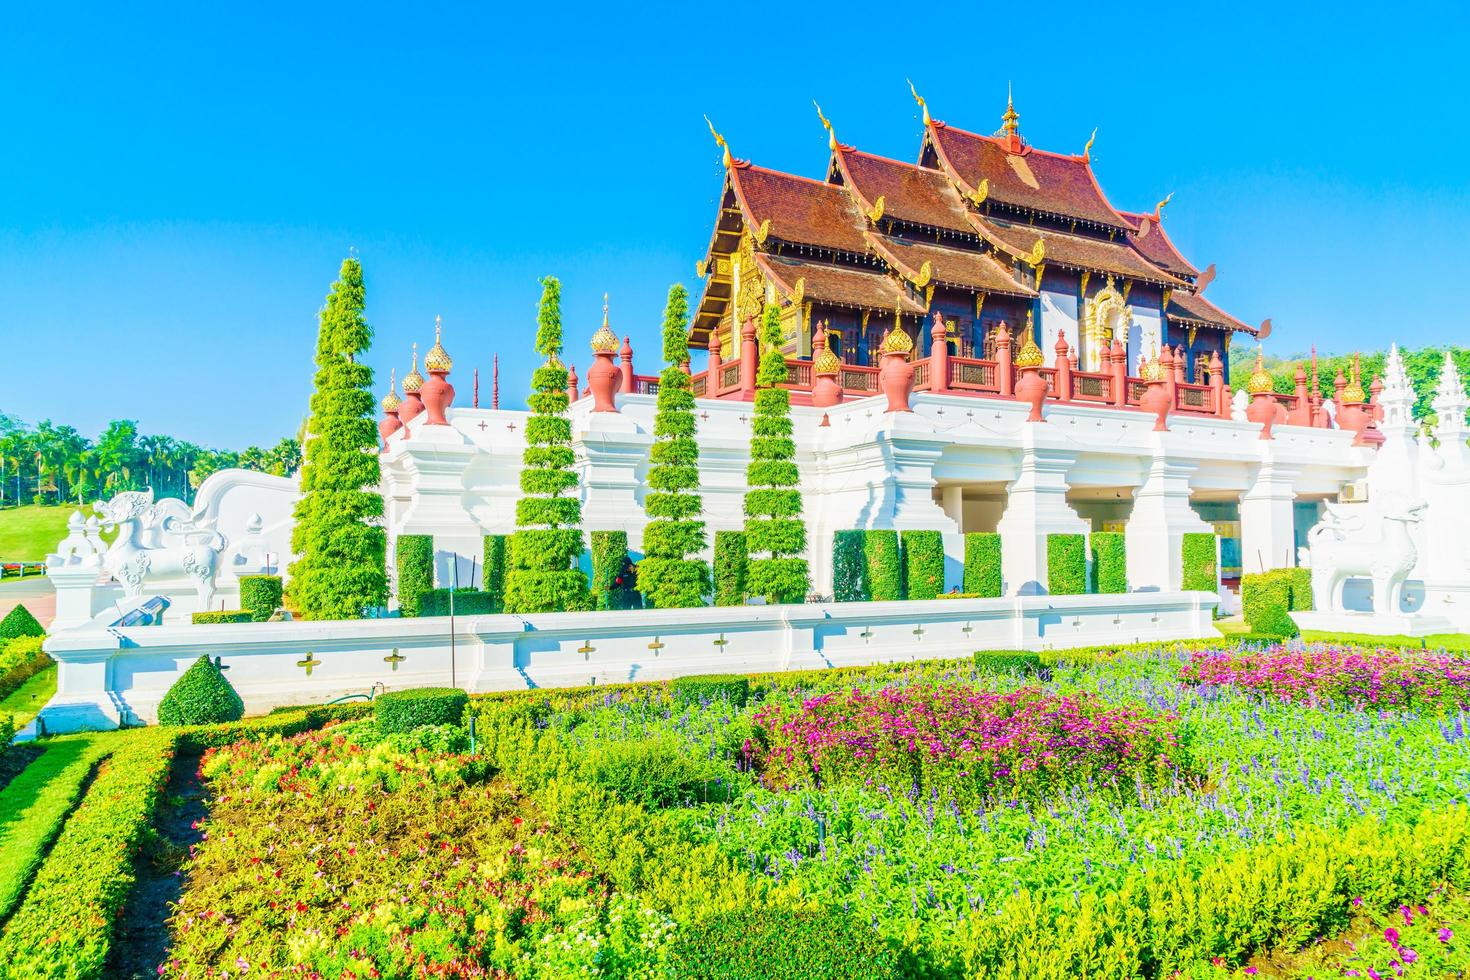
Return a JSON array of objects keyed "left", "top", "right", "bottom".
[
  {"left": 1046, "top": 533, "right": 1087, "bottom": 595},
  {"left": 667, "top": 906, "right": 898, "bottom": 979},
  {"left": 417, "top": 588, "right": 498, "bottom": 617},
  {"left": 901, "top": 530, "right": 945, "bottom": 600},
  {"left": 714, "top": 530, "right": 747, "bottom": 606},
  {"left": 1181, "top": 533, "right": 1219, "bottom": 593},
  {"left": 375, "top": 687, "right": 468, "bottom": 734},
  {"left": 1090, "top": 532, "right": 1126, "bottom": 594},
  {"left": 482, "top": 534, "right": 508, "bottom": 612},
  {"left": 0, "top": 635, "right": 51, "bottom": 704},
  {"left": 832, "top": 530, "right": 867, "bottom": 602},
  {"left": 1242, "top": 567, "right": 1313, "bottom": 637},
  {"left": 395, "top": 533, "right": 435, "bottom": 617},
  {"left": 239, "top": 574, "right": 283, "bottom": 622},
  {"left": 864, "top": 530, "right": 902, "bottom": 602},
  {"left": 963, "top": 532, "right": 1002, "bottom": 598},
  {"left": 0, "top": 604, "right": 44, "bottom": 642},
  {"left": 190, "top": 610, "right": 253, "bottom": 625},
  {"left": 591, "top": 530, "right": 642, "bottom": 611}
]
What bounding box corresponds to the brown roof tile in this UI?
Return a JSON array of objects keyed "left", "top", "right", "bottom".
[
  {"left": 864, "top": 232, "right": 1036, "bottom": 298},
  {"left": 968, "top": 212, "right": 1183, "bottom": 286},
  {"left": 928, "top": 122, "right": 1133, "bottom": 231},
  {"left": 755, "top": 253, "right": 924, "bottom": 313},
  {"left": 1121, "top": 211, "right": 1200, "bottom": 279},
  {"left": 729, "top": 163, "right": 869, "bottom": 256},
  {"left": 832, "top": 148, "right": 973, "bottom": 233},
  {"left": 1168, "top": 289, "right": 1256, "bottom": 335}
]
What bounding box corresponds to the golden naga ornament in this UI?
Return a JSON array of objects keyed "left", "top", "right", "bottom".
[
  {"left": 754, "top": 218, "right": 772, "bottom": 244},
  {"left": 591, "top": 294, "right": 618, "bottom": 353},
  {"left": 1082, "top": 127, "right": 1097, "bottom": 161},
  {"left": 1024, "top": 237, "right": 1046, "bottom": 268},
  {"left": 867, "top": 195, "right": 885, "bottom": 223},
  {"left": 908, "top": 79, "right": 930, "bottom": 125},
  {"left": 704, "top": 115, "right": 732, "bottom": 168},
  {"left": 969, "top": 177, "right": 990, "bottom": 206},
  {"left": 913, "top": 260, "right": 933, "bottom": 289}
]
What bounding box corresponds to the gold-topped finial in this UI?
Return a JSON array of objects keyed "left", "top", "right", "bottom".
[
  {"left": 1001, "top": 82, "right": 1020, "bottom": 138},
  {"left": 814, "top": 100, "right": 836, "bottom": 151},
  {"left": 813, "top": 320, "right": 841, "bottom": 374},
  {"left": 1246, "top": 348, "right": 1274, "bottom": 394},
  {"left": 1141, "top": 345, "right": 1167, "bottom": 383},
  {"left": 382, "top": 368, "right": 401, "bottom": 412},
  {"left": 704, "top": 115, "right": 732, "bottom": 168},
  {"left": 402, "top": 343, "right": 425, "bottom": 393},
  {"left": 591, "top": 292, "right": 618, "bottom": 353},
  {"left": 1343, "top": 352, "right": 1367, "bottom": 403},
  {"left": 425, "top": 314, "right": 453, "bottom": 372},
  {"left": 907, "top": 79, "right": 930, "bottom": 125},
  {"left": 1013, "top": 312, "right": 1044, "bottom": 368}
]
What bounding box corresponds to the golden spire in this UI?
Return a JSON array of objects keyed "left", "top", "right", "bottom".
[
  {"left": 425, "top": 314, "right": 453, "bottom": 372},
  {"left": 814, "top": 100, "right": 836, "bottom": 150},
  {"left": 907, "top": 79, "right": 930, "bottom": 125},
  {"left": 591, "top": 292, "right": 618, "bottom": 353},
  {"left": 1082, "top": 127, "right": 1097, "bottom": 161},
  {"left": 879, "top": 304, "right": 913, "bottom": 355},
  {"left": 1001, "top": 81, "right": 1020, "bottom": 138},
  {"left": 402, "top": 343, "right": 425, "bottom": 393},
  {"left": 1343, "top": 352, "right": 1367, "bottom": 403},
  {"left": 381, "top": 368, "right": 401, "bottom": 412},
  {"left": 1246, "top": 347, "right": 1274, "bottom": 394},
  {"left": 704, "top": 115, "right": 732, "bottom": 168},
  {"left": 813, "top": 320, "right": 841, "bottom": 374},
  {"left": 1013, "top": 312, "right": 1044, "bottom": 368}
]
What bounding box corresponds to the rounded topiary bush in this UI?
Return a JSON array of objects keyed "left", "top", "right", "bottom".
[
  {"left": 1254, "top": 604, "right": 1300, "bottom": 640},
  {"left": 239, "top": 575, "right": 284, "bottom": 622},
  {"left": 666, "top": 906, "right": 898, "bottom": 980},
  {"left": 0, "top": 604, "right": 44, "bottom": 642},
  {"left": 157, "top": 655, "right": 245, "bottom": 726},
  {"left": 375, "top": 686, "right": 469, "bottom": 734}
]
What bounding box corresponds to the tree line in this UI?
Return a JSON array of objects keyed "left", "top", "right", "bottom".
[
  {"left": 0, "top": 413, "right": 301, "bottom": 508},
  {"left": 1228, "top": 343, "right": 1470, "bottom": 423}
]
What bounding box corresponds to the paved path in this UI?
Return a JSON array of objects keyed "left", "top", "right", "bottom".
[{"left": 0, "top": 577, "right": 55, "bottom": 629}]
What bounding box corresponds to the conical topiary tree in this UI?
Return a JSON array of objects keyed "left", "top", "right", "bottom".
[
  {"left": 157, "top": 655, "right": 244, "bottom": 726},
  {"left": 287, "top": 258, "right": 388, "bottom": 620},
  {"left": 638, "top": 284, "right": 711, "bottom": 608},
  {"left": 0, "top": 603, "right": 44, "bottom": 641},
  {"left": 504, "top": 277, "right": 593, "bottom": 613},
  {"left": 743, "top": 303, "right": 809, "bottom": 603}
]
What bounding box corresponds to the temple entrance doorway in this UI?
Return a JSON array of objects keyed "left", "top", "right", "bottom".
[
  {"left": 1067, "top": 485, "right": 1136, "bottom": 535},
  {"left": 933, "top": 481, "right": 1007, "bottom": 533}
]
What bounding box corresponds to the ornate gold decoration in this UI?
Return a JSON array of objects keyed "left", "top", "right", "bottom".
[
  {"left": 861, "top": 310, "right": 871, "bottom": 330},
  {"left": 975, "top": 292, "right": 987, "bottom": 319},
  {"left": 1246, "top": 349, "right": 1274, "bottom": 394},
  {"left": 879, "top": 323, "right": 914, "bottom": 355},
  {"left": 914, "top": 260, "right": 932, "bottom": 289},
  {"left": 1154, "top": 191, "right": 1174, "bottom": 221},
  {"left": 1140, "top": 346, "right": 1166, "bottom": 383},
  {"left": 733, "top": 232, "right": 764, "bottom": 324},
  {"left": 1223, "top": 332, "right": 1232, "bottom": 355},
  {"left": 1082, "top": 127, "right": 1097, "bottom": 161},
  {"left": 1083, "top": 278, "right": 1131, "bottom": 373},
  {"left": 425, "top": 315, "right": 452, "bottom": 372},
  {"left": 381, "top": 369, "right": 401, "bottom": 412},
  {"left": 908, "top": 79, "right": 930, "bottom": 124},
  {"left": 1033, "top": 262, "right": 1045, "bottom": 290},
  {"left": 924, "top": 283, "right": 935, "bottom": 305},
  {"left": 694, "top": 257, "right": 708, "bottom": 279},
  {"left": 754, "top": 218, "right": 771, "bottom": 244},
  {"left": 1001, "top": 83, "right": 1020, "bottom": 137},
  {"left": 402, "top": 344, "right": 425, "bottom": 393},
  {"left": 1079, "top": 270, "right": 1091, "bottom": 295},
  {"left": 704, "top": 115, "right": 732, "bottom": 168},
  {"left": 1024, "top": 237, "right": 1045, "bottom": 267},
  {"left": 1161, "top": 286, "right": 1174, "bottom": 311},
  {"left": 801, "top": 301, "right": 812, "bottom": 344},
  {"left": 813, "top": 320, "right": 841, "bottom": 374},
  {"left": 1343, "top": 355, "right": 1366, "bottom": 403},
  {"left": 591, "top": 294, "right": 618, "bottom": 353},
  {"left": 1122, "top": 280, "right": 1133, "bottom": 302},
  {"left": 1013, "top": 315, "right": 1044, "bottom": 368},
  {"left": 814, "top": 100, "right": 836, "bottom": 150},
  {"left": 969, "top": 177, "right": 990, "bottom": 206},
  {"left": 1187, "top": 325, "right": 1198, "bottom": 348},
  {"left": 868, "top": 195, "right": 886, "bottom": 223},
  {"left": 791, "top": 276, "right": 805, "bottom": 306}
]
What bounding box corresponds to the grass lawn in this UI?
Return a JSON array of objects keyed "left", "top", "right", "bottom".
[
  {"left": 0, "top": 664, "right": 56, "bottom": 728},
  {"left": 0, "top": 504, "right": 80, "bottom": 563},
  {"left": 1301, "top": 630, "right": 1470, "bottom": 650}
]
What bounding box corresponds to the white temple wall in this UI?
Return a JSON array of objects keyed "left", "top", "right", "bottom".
[{"left": 1039, "top": 287, "right": 1078, "bottom": 356}]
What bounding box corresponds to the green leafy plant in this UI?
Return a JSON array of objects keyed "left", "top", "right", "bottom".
[
  {"left": 0, "top": 604, "right": 44, "bottom": 642},
  {"left": 239, "top": 574, "right": 283, "bottom": 622},
  {"left": 671, "top": 673, "right": 750, "bottom": 708},
  {"left": 1181, "top": 532, "right": 1219, "bottom": 593},
  {"left": 1242, "top": 569, "right": 1305, "bottom": 635},
  {"left": 639, "top": 283, "right": 711, "bottom": 608},
  {"left": 287, "top": 257, "right": 388, "bottom": 620},
  {"left": 0, "top": 635, "right": 50, "bottom": 703},
  {"left": 864, "top": 529, "right": 902, "bottom": 601},
  {"left": 504, "top": 277, "right": 593, "bottom": 613},
  {"left": 482, "top": 534, "right": 508, "bottom": 612},
  {"left": 666, "top": 907, "right": 899, "bottom": 980},
  {"left": 417, "top": 588, "right": 498, "bottom": 617},
  {"left": 973, "top": 649, "right": 1047, "bottom": 675},
  {"left": 714, "top": 530, "right": 747, "bottom": 606},
  {"left": 375, "top": 687, "right": 468, "bottom": 734},
  {"left": 743, "top": 303, "right": 808, "bottom": 604},
  {"left": 963, "top": 532, "right": 1002, "bottom": 597},
  {"left": 1046, "top": 533, "right": 1087, "bottom": 595},
  {"left": 157, "top": 655, "right": 244, "bottom": 726},
  {"left": 395, "top": 533, "right": 434, "bottom": 617},
  {"left": 1091, "top": 531, "right": 1127, "bottom": 594},
  {"left": 832, "top": 529, "right": 868, "bottom": 602},
  {"left": 591, "top": 530, "right": 642, "bottom": 611},
  {"left": 189, "top": 610, "right": 253, "bottom": 625},
  {"left": 901, "top": 530, "right": 945, "bottom": 599},
  {"left": 581, "top": 737, "right": 731, "bottom": 809}
]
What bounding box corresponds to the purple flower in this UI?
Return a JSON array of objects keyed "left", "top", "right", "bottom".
[
  {"left": 1439, "top": 927, "right": 1453, "bottom": 943},
  {"left": 1384, "top": 926, "right": 1400, "bottom": 947}
]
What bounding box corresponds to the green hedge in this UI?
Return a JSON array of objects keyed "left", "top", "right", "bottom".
[
  {"left": 1181, "top": 533, "right": 1219, "bottom": 593},
  {"left": 1242, "top": 567, "right": 1311, "bottom": 637},
  {"left": 190, "top": 610, "right": 253, "bottom": 625},
  {"left": 1046, "top": 533, "right": 1087, "bottom": 595},
  {"left": 239, "top": 574, "right": 283, "bottom": 622},
  {"left": 591, "top": 530, "right": 642, "bottom": 611},
  {"left": 395, "top": 534, "right": 434, "bottom": 617},
  {"left": 0, "top": 604, "right": 44, "bottom": 642},
  {"left": 417, "top": 588, "right": 498, "bottom": 617},
  {"left": 973, "top": 649, "right": 1046, "bottom": 675},
  {"left": 901, "top": 530, "right": 945, "bottom": 600},
  {"left": 963, "top": 532, "right": 1002, "bottom": 598},
  {"left": 0, "top": 635, "right": 51, "bottom": 704},
  {"left": 666, "top": 906, "right": 899, "bottom": 980},
  {"left": 671, "top": 673, "right": 750, "bottom": 709},
  {"left": 375, "top": 686, "right": 468, "bottom": 734},
  {"left": 864, "top": 530, "right": 903, "bottom": 601},
  {"left": 832, "top": 530, "right": 868, "bottom": 602},
  {"left": 482, "top": 534, "right": 508, "bottom": 612},
  {"left": 1090, "top": 532, "right": 1126, "bottom": 594},
  {"left": 157, "top": 655, "right": 244, "bottom": 726},
  {"left": 714, "top": 530, "right": 747, "bottom": 606}
]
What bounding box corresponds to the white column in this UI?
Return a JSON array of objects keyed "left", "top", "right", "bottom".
[
  {"left": 1126, "top": 449, "right": 1213, "bottom": 591},
  {"left": 995, "top": 443, "right": 1088, "bottom": 595},
  {"left": 1240, "top": 457, "right": 1301, "bottom": 574},
  {"left": 940, "top": 485, "right": 965, "bottom": 529},
  {"left": 577, "top": 412, "right": 654, "bottom": 553},
  {"left": 47, "top": 560, "right": 108, "bottom": 632}
]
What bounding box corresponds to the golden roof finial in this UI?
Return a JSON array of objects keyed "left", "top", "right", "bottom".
[
  {"left": 1154, "top": 192, "right": 1174, "bottom": 222},
  {"left": 814, "top": 100, "right": 836, "bottom": 151},
  {"left": 591, "top": 293, "right": 618, "bottom": 353},
  {"left": 425, "top": 314, "right": 453, "bottom": 372},
  {"left": 1246, "top": 346, "right": 1274, "bottom": 394},
  {"left": 1083, "top": 127, "right": 1097, "bottom": 161},
  {"left": 907, "top": 79, "right": 930, "bottom": 125},
  {"left": 382, "top": 368, "right": 401, "bottom": 412},
  {"left": 403, "top": 343, "right": 425, "bottom": 393},
  {"left": 704, "top": 115, "right": 732, "bottom": 168},
  {"left": 1002, "top": 82, "right": 1020, "bottom": 137}
]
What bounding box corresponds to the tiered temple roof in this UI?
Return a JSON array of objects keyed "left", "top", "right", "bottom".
[{"left": 692, "top": 91, "right": 1258, "bottom": 353}]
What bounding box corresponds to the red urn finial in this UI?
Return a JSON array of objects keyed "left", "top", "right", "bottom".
[
  {"left": 397, "top": 344, "right": 426, "bottom": 437},
  {"left": 421, "top": 315, "right": 455, "bottom": 425}
]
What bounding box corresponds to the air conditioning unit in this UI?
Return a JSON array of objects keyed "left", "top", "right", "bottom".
[{"left": 1339, "top": 480, "right": 1369, "bottom": 503}]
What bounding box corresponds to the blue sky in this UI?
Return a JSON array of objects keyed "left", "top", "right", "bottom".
[{"left": 2, "top": 2, "right": 1467, "bottom": 449}]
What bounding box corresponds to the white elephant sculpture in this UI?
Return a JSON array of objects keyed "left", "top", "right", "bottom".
[
  {"left": 96, "top": 489, "right": 228, "bottom": 610},
  {"left": 1307, "top": 497, "right": 1425, "bottom": 614}
]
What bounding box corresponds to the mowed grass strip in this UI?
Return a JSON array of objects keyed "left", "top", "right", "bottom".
[
  {"left": 0, "top": 730, "right": 176, "bottom": 979},
  {"left": 0, "top": 734, "right": 110, "bottom": 921},
  {"left": 0, "top": 663, "right": 56, "bottom": 729}
]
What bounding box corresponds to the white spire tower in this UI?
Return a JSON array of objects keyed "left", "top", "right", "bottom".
[
  {"left": 1431, "top": 352, "right": 1469, "bottom": 470},
  {"left": 1379, "top": 343, "right": 1416, "bottom": 433}
]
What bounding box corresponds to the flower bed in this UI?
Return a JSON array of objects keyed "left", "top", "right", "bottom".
[
  {"left": 1178, "top": 644, "right": 1470, "bottom": 711},
  {"left": 753, "top": 685, "right": 1191, "bottom": 802}
]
